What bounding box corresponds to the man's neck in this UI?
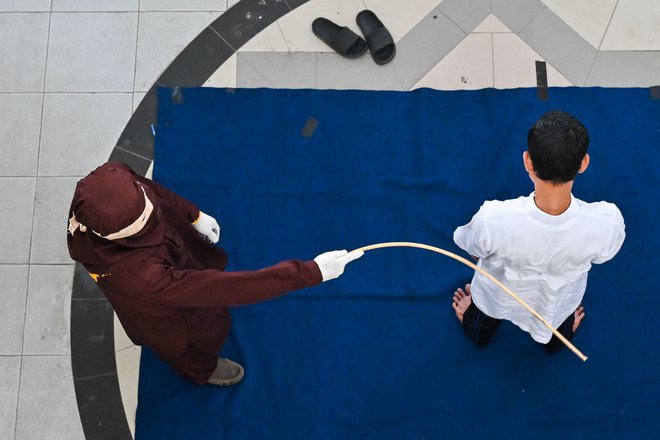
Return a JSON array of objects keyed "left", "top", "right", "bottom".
[{"left": 533, "top": 180, "right": 574, "bottom": 215}]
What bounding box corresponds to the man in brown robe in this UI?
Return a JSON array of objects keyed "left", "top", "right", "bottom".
[{"left": 67, "top": 162, "right": 362, "bottom": 386}]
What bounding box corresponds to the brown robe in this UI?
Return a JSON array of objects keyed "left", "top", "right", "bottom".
[{"left": 68, "top": 162, "right": 322, "bottom": 383}]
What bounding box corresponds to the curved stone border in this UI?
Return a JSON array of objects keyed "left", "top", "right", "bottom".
[{"left": 70, "top": 1, "right": 311, "bottom": 439}]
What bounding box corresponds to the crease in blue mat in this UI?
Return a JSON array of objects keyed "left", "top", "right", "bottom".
[{"left": 137, "top": 87, "right": 660, "bottom": 440}]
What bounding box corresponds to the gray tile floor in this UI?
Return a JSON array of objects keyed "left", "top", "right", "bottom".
[{"left": 1, "top": 0, "right": 658, "bottom": 439}]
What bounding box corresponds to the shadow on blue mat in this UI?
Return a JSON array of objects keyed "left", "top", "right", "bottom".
[{"left": 138, "top": 87, "right": 659, "bottom": 440}]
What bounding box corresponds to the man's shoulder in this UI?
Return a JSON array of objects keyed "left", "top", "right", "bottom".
[
  {"left": 479, "top": 195, "right": 529, "bottom": 216},
  {"left": 574, "top": 198, "right": 624, "bottom": 222}
]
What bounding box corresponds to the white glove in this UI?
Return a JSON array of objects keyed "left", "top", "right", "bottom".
[
  {"left": 192, "top": 211, "right": 220, "bottom": 243},
  {"left": 314, "top": 249, "right": 364, "bottom": 282}
]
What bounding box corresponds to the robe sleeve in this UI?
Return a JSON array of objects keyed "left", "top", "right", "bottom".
[
  {"left": 112, "top": 161, "right": 200, "bottom": 223},
  {"left": 106, "top": 258, "right": 323, "bottom": 307}
]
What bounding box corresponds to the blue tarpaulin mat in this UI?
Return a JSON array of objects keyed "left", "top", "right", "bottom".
[{"left": 137, "top": 87, "right": 659, "bottom": 439}]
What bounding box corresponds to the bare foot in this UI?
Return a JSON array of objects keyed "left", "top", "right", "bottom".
[
  {"left": 452, "top": 284, "right": 472, "bottom": 324},
  {"left": 572, "top": 305, "right": 585, "bottom": 333}
]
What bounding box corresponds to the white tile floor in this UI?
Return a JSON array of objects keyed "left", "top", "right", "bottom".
[{"left": 1, "top": 0, "right": 658, "bottom": 439}]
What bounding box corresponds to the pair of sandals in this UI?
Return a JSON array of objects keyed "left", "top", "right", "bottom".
[{"left": 312, "top": 10, "right": 395, "bottom": 65}]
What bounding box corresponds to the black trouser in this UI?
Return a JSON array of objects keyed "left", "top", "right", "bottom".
[{"left": 462, "top": 302, "right": 575, "bottom": 353}]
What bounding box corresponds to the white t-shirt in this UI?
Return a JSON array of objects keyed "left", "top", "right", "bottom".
[{"left": 453, "top": 192, "right": 625, "bottom": 343}]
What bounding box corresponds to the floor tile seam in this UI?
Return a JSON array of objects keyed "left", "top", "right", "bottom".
[
  {"left": 46, "top": 11, "right": 142, "bottom": 15},
  {"left": 208, "top": 21, "right": 238, "bottom": 51},
  {"left": 115, "top": 344, "right": 138, "bottom": 354},
  {"left": 43, "top": 87, "right": 136, "bottom": 92},
  {"left": 73, "top": 371, "right": 117, "bottom": 382},
  {"left": 1, "top": 91, "right": 136, "bottom": 94},
  {"left": 275, "top": 20, "right": 292, "bottom": 53},
  {"left": 596, "top": 0, "right": 620, "bottom": 51},
  {"left": 14, "top": 174, "right": 85, "bottom": 179},
  {"left": 131, "top": 2, "right": 141, "bottom": 112},
  {"left": 596, "top": 50, "right": 660, "bottom": 55},
  {"left": 392, "top": 65, "right": 405, "bottom": 92},
  {"left": 491, "top": 32, "right": 495, "bottom": 88},
  {"left": 25, "top": 262, "right": 75, "bottom": 266},
  {"left": 12, "top": 355, "right": 22, "bottom": 440},
  {"left": 136, "top": 10, "right": 229, "bottom": 13},
  {"left": 583, "top": 49, "right": 607, "bottom": 87},
  {"left": 236, "top": 53, "right": 278, "bottom": 88},
  {"left": 32, "top": 3, "right": 52, "bottom": 193},
  {"left": 472, "top": 30, "right": 512, "bottom": 34},
  {"left": 0, "top": 262, "right": 37, "bottom": 266},
  {"left": 516, "top": 0, "right": 547, "bottom": 35},
  {"left": 113, "top": 145, "right": 152, "bottom": 162},
  {"left": 15, "top": 353, "right": 72, "bottom": 357},
  {"left": 432, "top": 5, "right": 468, "bottom": 38},
  {"left": 22, "top": 349, "right": 72, "bottom": 356},
  {"left": 0, "top": 11, "right": 51, "bottom": 15}
]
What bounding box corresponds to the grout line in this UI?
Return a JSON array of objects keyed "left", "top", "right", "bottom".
[
  {"left": 434, "top": 6, "right": 468, "bottom": 39},
  {"left": 0, "top": 175, "right": 83, "bottom": 179},
  {"left": 73, "top": 371, "right": 117, "bottom": 382},
  {"left": 391, "top": 62, "right": 406, "bottom": 92},
  {"left": 0, "top": 10, "right": 232, "bottom": 14},
  {"left": 583, "top": 0, "right": 621, "bottom": 86},
  {"left": 314, "top": 53, "right": 318, "bottom": 89},
  {"left": 0, "top": 91, "right": 135, "bottom": 94},
  {"left": 491, "top": 32, "right": 496, "bottom": 88},
  {"left": 276, "top": 21, "right": 292, "bottom": 53},
  {"left": 236, "top": 52, "right": 277, "bottom": 88},
  {"left": 582, "top": 50, "right": 600, "bottom": 87},
  {"left": 11, "top": 346, "right": 23, "bottom": 440},
  {"left": 16, "top": 2, "right": 53, "bottom": 435},
  {"left": 598, "top": 0, "right": 620, "bottom": 50},
  {"left": 114, "top": 145, "right": 152, "bottom": 161},
  {"left": 209, "top": 24, "right": 237, "bottom": 51},
  {"left": 518, "top": 2, "right": 547, "bottom": 34},
  {"left": 11, "top": 353, "right": 73, "bottom": 357},
  {"left": 132, "top": 1, "right": 141, "bottom": 112},
  {"left": 9, "top": 262, "right": 76, "bottom": 266},
  {"left": 136, "top": 9, "right": 229, "bottom": 13},
  {"left": 116, "top": 344, "right": 138, "bottom": 354}
]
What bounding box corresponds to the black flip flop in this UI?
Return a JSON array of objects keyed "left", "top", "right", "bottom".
[
  {"left": 312, "top": 17, "right": 367, "bottom": 58},
  {"left": 356, "top": 10, "right": 395, "bottom": 65}
]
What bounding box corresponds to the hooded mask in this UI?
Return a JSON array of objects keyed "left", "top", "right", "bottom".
[{"left": 67, "top": 163, "right": 166, "bottom": 273}]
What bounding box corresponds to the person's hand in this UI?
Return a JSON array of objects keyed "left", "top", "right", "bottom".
[
  {"left": 314, "top": 249, "right": 364, "bottom": 282},
  {"left": 193, "top": 211, "right": 220, "bottom": 243}
]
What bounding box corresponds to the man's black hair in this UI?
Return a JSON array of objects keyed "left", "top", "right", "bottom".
[{"left": 527, "top": 110, "right": 589, "bottom": 184}]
